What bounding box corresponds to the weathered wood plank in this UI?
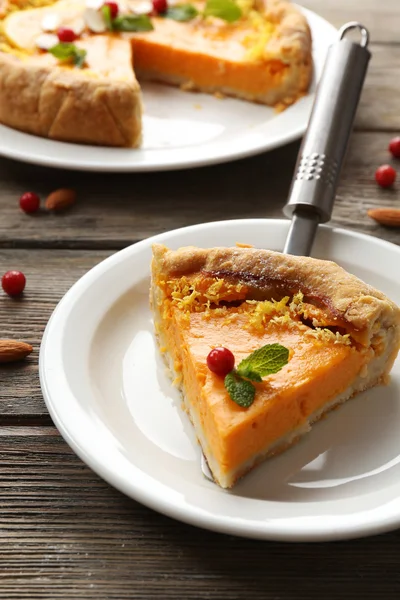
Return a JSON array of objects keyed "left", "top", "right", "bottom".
[
  {"left": 0, "top": 427, "right": 398, "bottom": 599},
  {"left": 0, "top": 0, "right": 399, "bottom": 592},
  {"left": 301, "top": 0, "right": 400, "bottom": 43},
  {"left": 0, "top": 250, "right": 111, "bottom": 416},
  {"left": 0, "top": 129, "right": 399, "bottom": 250},
  {"left": 357, "top": 45, "right": 400, "bottom": 131},
  {"left": 2, "top": 135, "right": 400, "bottom": 417}
]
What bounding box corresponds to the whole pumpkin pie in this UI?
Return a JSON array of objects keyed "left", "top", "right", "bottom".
[
  {"left": 0, "top": 0, "right": 312, "bottom": 147},
  {"left": 151, "top": 244, "right": 400, "bottom": 488}
]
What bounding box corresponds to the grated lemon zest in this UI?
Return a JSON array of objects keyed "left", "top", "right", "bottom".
[
  {"left": 164, "top": 279, "right": 354, "bottom": 347},
  {"left": 269, "top": 313, "right": 296, "bottom": 327},
  {"left": 243, "top": 11, "right": 274, "bottom": 62},
  {"left": 305, "top": 328, "right": 351, "bottom": 346},
  {"left": 236, "top": 0, "right": 255, "bottom": 17},
  {"left": 203, "top": 279, "right": 225, "bottom": 302},
  {"left": 246, "top": 296, "right": 290, "bottom": 330},
  {"left": 289, "top": 291, "right": 304, "bottom": 312},
  {"left": 222, "top": 313, "right": 239, "bottom": 326},
  {"left": 168, "top": 276, "right": 245, "bottom": 313}
]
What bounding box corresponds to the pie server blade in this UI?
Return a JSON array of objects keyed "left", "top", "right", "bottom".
[{"left": 201, "top": 22, "right": 371, "bottom": 483}]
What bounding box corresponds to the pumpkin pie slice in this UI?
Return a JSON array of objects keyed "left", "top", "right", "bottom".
[{"left": 151, "top": 244, "right": 400, "bottom": 488}]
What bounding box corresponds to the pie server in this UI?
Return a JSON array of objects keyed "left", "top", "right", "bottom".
[{"left": 201, "top": 21, "right": 371, "bottom": 482}]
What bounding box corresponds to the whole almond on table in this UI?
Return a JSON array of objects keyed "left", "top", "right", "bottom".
[
  {"left": 367, "top": 208, "right": 400, "bottom": 227},
  {"left": 0, "top": 340, "right": 33, "bottom": 363},
  {"left": 45, "top": 188, "right": 76, "bottom": 211}
]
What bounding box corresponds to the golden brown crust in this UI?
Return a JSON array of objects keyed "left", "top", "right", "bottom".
[
  {"left": 264, "top": 0, "right": 311, "bottom": 60},
  {"left": 263, "top": 0, "right": 312, "bottom": 107},
  {"left": 152, "top": 244, "right": 400, "bottom": 347},
  {"left": 0, "top": 47, "right": 142, "bottom": 147}
]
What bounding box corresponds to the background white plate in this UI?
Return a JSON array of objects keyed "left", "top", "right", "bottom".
[
  {"left": 40, "top": 219, "right": 400, "bottom": 542},
  {"left": 0, "top": 8, "right": 336, "bottom": 172}
]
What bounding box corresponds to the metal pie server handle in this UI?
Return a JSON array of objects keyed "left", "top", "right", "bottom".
[
  {"left": 201, "top": 23, "right": 371, "bottom": 483},
  {"left": 283, "top": 22, "right": 371, "bottom": 256}
]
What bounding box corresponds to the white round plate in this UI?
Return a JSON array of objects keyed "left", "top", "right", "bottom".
[
  {"left": 40, "top": 219, "right": 400, "bottom": 542},
  {"left": 0, "top": 8, "right": 336, "bottom": 172}
]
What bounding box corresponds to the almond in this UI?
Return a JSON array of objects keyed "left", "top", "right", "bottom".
[
  {"left": 84, "top": 7, "right": 107, "bottom": 32},
  {"left": 0, "top": 340, "right": 33, "bottom": 363},
  {"left": 45, "top": 188, "right": 77, "bottom": 211},
  {"left": 367, "top": 208, "right": 400, "bottom": 227},
  {"left": 35, "top": 33, "right": 59, "bottom": 50}
]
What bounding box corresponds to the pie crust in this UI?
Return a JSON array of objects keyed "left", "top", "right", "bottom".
[{"left": 0, "top": 36, "right": 142, "bottom": 146}]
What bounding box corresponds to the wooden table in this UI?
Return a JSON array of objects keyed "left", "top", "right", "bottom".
[{"left": 1, "top": 1, "right": 400, "bottom": 597}]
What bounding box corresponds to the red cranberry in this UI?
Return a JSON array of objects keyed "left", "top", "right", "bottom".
[
  {"left": 1, "top": 271, "right": 26, "bottom": 296},
  {"left": 19, "top": 192, "right": 40, "bottom": 213},
  {"left": 57, "top": 27, "right": 77, "bottom": 43},
  {"left": 375, "top": 164, "right": 397, "bottom": 188},
  {"left": 207, "top": 347, "right": 235, "bottom": 377},
  {"left": 152, "top": 0, "right": 167, "bottom": 14},
  {"left": 389, "top": 137, "right": 400, "bottom": 159},
  {"left": 103, "top": 1, "right": 119, "bottom": 18}
]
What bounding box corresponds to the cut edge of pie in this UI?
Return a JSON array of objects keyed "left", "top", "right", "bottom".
[
  {"left": 132, "top": 0, "right": 312, "bottom": 110},
  {"left": 150, "top": 244, "right": 400, "bottom": 488}
]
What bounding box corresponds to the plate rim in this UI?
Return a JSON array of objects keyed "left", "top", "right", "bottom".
[
  {"left": 0, "top": 7, "right": 337, "bottom": 173},
  {"left": 39, "top": 219, "right": 400, "bottom": 542}
]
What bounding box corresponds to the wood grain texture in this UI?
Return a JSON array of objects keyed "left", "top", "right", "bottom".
[
  {"left": 0, "top": 250, "right": 111, "bottom": 417},
  {"left": 1, "top": 131, "right": 400, "bottom": 416},
  {"left": 0, "top": 426, "right": 399, "bottom": 599},
  {"left": 357, "top": 45, "right": 400, "bottom": 131},
  {"left": 0, "top": 0, "right": 400, "bottom": 593},
  {"left": 0, "top": 130, "right": 399, "bottom": 250},
  {"left": 301, "top": 0, "right": 400, "bottom": 43}
]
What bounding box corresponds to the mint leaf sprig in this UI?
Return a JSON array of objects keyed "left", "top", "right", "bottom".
[
  {"left": 165, "top": 0, "right": 242, "bottom": 23},
  {"left": 101, "top": 5, "right": 154, "bottom": 31},
  {"left": 101, "top": 3, "right": 114, "bottom": 29},
  {"left": 224, "top": 344, "right": 289, "bottom": 408},
  {"left": 236, "top": 344, "right": 290, "bottom": 382},
  {"left": 114, "top": 14, "right": 155, "bottom": 31},
  {"left": 165, "top": 4, "right": 199, "bottom": 21},
  {"left": 225, "top": 371, "right": 256, "bottom": 408},
  {"left": 48, "top": 43, "right": 87, "bottom": 68},
  {"left": 102, "top": 0, "right": 241, "bottom": 28},
  {"left": 203, "top": 0, "right": 242, "bottom": 23},
  {"left": 164, "top": 0, "right": 242, "bottom": 23}
]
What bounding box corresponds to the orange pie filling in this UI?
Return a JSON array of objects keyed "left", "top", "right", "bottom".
[
  {"left": 1, "top": 0, "right": 311, "bottom": 109},
  {"left": 133, "top": 36, "right": 288, "bottom": 99},
  {"left": 154, "top": 274, "right": 376, "bottom": 487}
]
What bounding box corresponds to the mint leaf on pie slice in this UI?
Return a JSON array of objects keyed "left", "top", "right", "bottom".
[
  {"left": 101, "top": 4, "right": 114, "bottom": 29},
  {"left": 203, "top": 0, "right": 242, "bottom": 22},
  {"left": 237, "top": 343, "right": 289, "bottom": 381},
  {"left": 224, "top": 371, "right": 255, "bottom": 408},
  {"left": 48, "top": 43, "right": 87, "bottom": 68},
  {"left": 165, "top": 4, "right": 199, "bottom": 21},
  {"left": 113, "top": 14, "right": 154, "bottom": 31}
]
